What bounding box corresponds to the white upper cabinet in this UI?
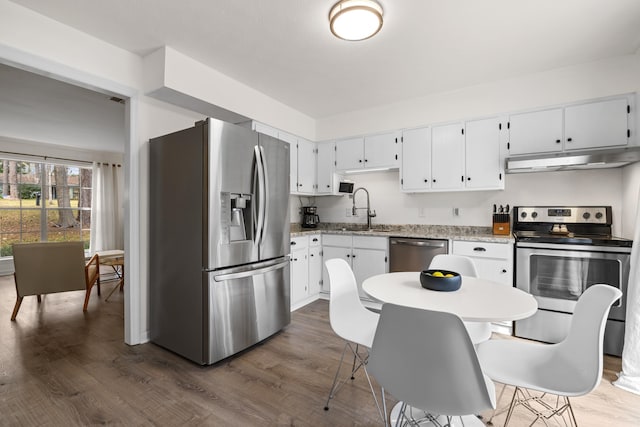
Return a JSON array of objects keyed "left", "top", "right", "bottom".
[
  {"left": 364, "top": 131, "right": 401, "bottom": 169},
  {"left": 277, "top": 130, "right": 300, "bottom": 193},
  {"left": 508, "top": 94, "right": 633, "bottom": 156},
  {"left": 431, "top": 123, "right": 465, "bottom": 190},
  {"left": 564, "top": 98, "right": 629, "bottom": 150},
  {"left": 296, "top": 138, "right": 316, "bottom": 194},
  {"left": 335, "top": 137, "right": 365, "bottom": 170},
  {"left": 465, "top": 117, "right": 504, "bottom": 189},
  {"left": 335, "top": 131, "right": 400, "bottom": 171},
  {"left": 401, "top": 127, "right": 431, "bottom": 191},
  {"left": 508, "top": 108, "right": 563, "bottom": 155},
  {"left": 316, "top": 142, "right": 335, "bottom": 194}
]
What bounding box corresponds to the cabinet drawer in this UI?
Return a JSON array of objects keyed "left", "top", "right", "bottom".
[
  {"left": 322, "top": 234, "right": 352, "bottom": 247},
  {"left": 290, "top": 236, "right": 308, "bottom": 248},
  {"left": 308, "top": 234, "right": 321, "bottom": 247},
  {"left": 352, "top": 236, "right": 388, "bottom": 250},
  {"left": 452, "top": 241, "right": 511, "bottom": 259}
]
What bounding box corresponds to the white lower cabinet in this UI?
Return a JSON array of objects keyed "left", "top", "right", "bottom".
[
  {"left": 322, "top": 234, "right": 388, "bottom": 300},
  {"left": 452, "top": 240, "right": 513, "bottom": 333},
  {"left": 290, "top": 234, "right": 322, "bottom": 310},
  {"left": 308, "top": 235, "right": 322, "bottom": 295}
]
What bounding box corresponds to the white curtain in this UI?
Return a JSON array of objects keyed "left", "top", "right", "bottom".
[
  {"left": 90, "top": 162, "right": 124, "bottom": 252},
  {"left": 615, "top": 190, "right": 640, "bottom": 395}
]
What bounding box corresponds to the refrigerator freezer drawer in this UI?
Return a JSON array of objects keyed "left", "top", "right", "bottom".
[{"left": 205, "top": 258, "right": 291, "bottom": 364}]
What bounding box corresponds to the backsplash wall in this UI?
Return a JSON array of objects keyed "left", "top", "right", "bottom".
[{"left": 291, "top": 167, "right": 628, "bottom": 237}]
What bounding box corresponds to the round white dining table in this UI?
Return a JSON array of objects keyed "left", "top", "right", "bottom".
[{"left": 362, "top": 272, "right": 537, "bottom": 322}]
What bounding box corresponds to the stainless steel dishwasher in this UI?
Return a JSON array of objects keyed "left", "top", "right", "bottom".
[{"left": 389, "top": 237, "right": 449, "bottom": 272}]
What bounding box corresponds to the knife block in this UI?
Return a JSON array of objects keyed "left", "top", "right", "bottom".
[{"left": 492, "top": 213, "right": 511, "bottom": 235}]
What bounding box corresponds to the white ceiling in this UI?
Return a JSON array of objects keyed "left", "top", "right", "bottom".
[{"left": 9, "top": 0, "right": 640, "bottom": 119}]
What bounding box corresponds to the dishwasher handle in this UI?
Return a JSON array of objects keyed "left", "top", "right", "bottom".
[{"left": 390, "top": 238, "right": 448, "bottom": 248}]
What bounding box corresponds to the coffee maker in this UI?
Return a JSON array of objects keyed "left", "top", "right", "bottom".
[{"left": 301, "top": 206, "right": 320, "bottom": 228}]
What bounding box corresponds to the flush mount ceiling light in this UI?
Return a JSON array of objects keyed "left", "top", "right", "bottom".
[{"left": 329, "top": 0, "right": 384, "bottom": 41}]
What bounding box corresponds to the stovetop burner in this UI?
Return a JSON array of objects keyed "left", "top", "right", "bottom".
[{"left": 513, "top": 206, "right": 633, "bottom": 248}]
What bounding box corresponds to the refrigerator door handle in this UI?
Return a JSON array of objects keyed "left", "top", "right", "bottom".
[
  {"left": 253, "top": 145, "right": 266, "bottom": 248},
  {"left": 213, "top": 259, "right": 290, "bottom": 282},
  {"left": 259, "top": 145, "right": 269, "bottom": 243}
]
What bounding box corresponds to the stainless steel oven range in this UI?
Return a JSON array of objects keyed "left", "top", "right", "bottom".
[{"left": 513, "top": 206, "right": 632, "bottom": 356}]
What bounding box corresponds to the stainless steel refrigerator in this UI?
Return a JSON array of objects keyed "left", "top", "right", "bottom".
[{"left": 149, "top": 118, "right": 291, "bottom": 365}]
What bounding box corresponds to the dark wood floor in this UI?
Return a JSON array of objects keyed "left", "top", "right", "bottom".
[{"left": 2, "top": 275, "right": 640, "bottom": 426}]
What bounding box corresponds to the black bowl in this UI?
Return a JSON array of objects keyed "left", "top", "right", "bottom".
[{"left": 420, "top": 269, "right": 462, "bottom": 292}]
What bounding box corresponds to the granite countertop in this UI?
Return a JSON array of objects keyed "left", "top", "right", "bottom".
[{"left": 290, "top": 223, "right": 514, "bottom": 243}]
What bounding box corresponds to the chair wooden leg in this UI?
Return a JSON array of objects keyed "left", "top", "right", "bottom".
[
  {"left": 11, "top": 296, "right": 23, "bottom": 321},
  {"left": 83, "top": 285, "right": 94, "bottom": 311}
]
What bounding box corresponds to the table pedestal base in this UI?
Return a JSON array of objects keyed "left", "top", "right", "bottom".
[{"left": 389, "top": 402, "right": 485, "bottom": 426}]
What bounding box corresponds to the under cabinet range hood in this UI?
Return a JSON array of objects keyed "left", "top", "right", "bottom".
[{"left": 506, "top": 147, "right": 640, "bottom": 173}]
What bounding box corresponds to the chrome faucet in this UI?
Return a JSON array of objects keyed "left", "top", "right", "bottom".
[{"left": 352, "top": 187, "right": 377, "bottom": 230}]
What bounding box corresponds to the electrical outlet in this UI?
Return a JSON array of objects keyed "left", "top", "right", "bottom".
[
  {"left": 418, "top": 208, "right": 426, "bottom": 218},
  {"left": 453, "top": 207, "right": 460, "bottom": 216}
]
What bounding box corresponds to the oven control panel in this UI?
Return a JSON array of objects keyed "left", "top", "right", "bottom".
[{"left": 516, "top": 206, "right": 610, "bottom": 224}]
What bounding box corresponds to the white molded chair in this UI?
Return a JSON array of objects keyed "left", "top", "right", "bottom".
[
  {"left": 368, "top": 303, "right": 496, "bottom": 426},
  {"left": 323, "top": 258, "right": 384, "bottom": 422},
  {"left": 477, "top": 284, "right": 622, "bottom": 426},
  {"left": 428, "top": 254, "right": 492, "bottom": 344}
]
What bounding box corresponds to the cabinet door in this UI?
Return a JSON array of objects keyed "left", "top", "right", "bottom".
[
  {"left": 508, "top": 108, "right": 563, "bottom": 155},
  {"left": 431, "top": 123, "right": 465, "bottom": 190},
  {"left": 278, "top": 131, "right": 299, "bottom": 193},
  {"left": 321, "top": 246, "right": 351, "bottom": 292},
  {"left": 316, "top": 143, "right": 335, "bottom": 194},
  {"left": 290, "top": 247, "right": 309, "bottom": 306},
  {"left": 308, "top": 246, "right": 322, "bottom": 295},
  {"left": 296, "top": 138, "right": 316, "bottom": 194},
  {"left": 365, "top": 131, "right": 400, "bottom": 169},
  {"left": 465, "top": 117, "right": 503, "bottom": 189},
  {"left": 335, "top": 137, "right": 365, "bottom": 170},
  {"left": 473, "top": 258, "right": 512, "bottom": 287},
  {"left": 401, "top": 127, "right": 431, "bottom": 191},
  {"left": 352, "top": 248, "right": 388, "bottom": 299},
  {"left": 564, "top": 98, "right": 629, "bottom": 150}
]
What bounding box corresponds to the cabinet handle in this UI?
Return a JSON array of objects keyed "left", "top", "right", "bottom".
[
  {"left": 359, "top": 159, "right": 363, "bottom": 163},
  {"left": 567, "top": 137, "right": 573, "bottom": 142},
  {"left": 473, "top": 247, "right": 487, "bottom": 252},
  {"left": 310, "top": 254, "right": 314, "bottom": 257},
  {"left": 433, "top": 179, "right": 437, "bottom": 183},
  {"left": 364, "top": 159, "right": 368, "bottom": 163},
  {"left": 326, "top": 185, "right": 330, "bottom": 188},
  {"left": 312, "top": 238, "right": 318, "bottom": 242},
  {"left": 293, "top": 258, "right": 298, "bottom": 261},
  {"left": 346, "top": 254, "right": 350, "bottom": 257},
  {"left": 424, "top": 179, "right": 428, "bottom": 183},
  {"left": 502, "top": 269, "right": 507, "bottom": 273},
  {"left": 555, "top": 139, "right": 561, "bottom": 143},
  {"left": 352, "top": 254, "right": 356, "bottom": 258},
  {"left": 290, "top": 241, "right": 297, "bottom": 245},
  {"left": 467, "top": 177, "right": 471, "bottom": 181}
]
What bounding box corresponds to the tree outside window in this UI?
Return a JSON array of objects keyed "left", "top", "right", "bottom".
[{"left": 0, "top": 159, "right": 92, "bottom": 256}]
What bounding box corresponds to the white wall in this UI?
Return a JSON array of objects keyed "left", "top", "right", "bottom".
[
  {"left": 317, "top": 52, "right": 640, "bottom": 140},
  {"left": 622, "top": 162, "right": 640, "bottom": 239},
  {"left": 313, "top": 168, "right": 626, "bottom": 233},
  {"left": 0, "top": 64, "right": 125, "bottom": 154}
]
